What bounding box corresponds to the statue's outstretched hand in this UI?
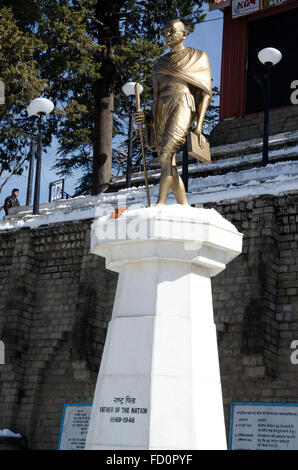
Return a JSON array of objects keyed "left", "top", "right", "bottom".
[{"left": 134, "top": 110, "right": 145, "bottom": 126}]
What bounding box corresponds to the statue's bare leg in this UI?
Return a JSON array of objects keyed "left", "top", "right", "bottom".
[
  {"left": 170, "top": 154, "right": 188, "bottom": 205},
  {"left": 157, "top": 152, "right": 188, "bottom": 205},
  {"left": 156, "top": 153, "right": 173, "bottom": 205}
]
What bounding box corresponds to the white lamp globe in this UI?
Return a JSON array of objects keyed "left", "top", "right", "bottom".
[
  {"left": 122, "top": 81, "right": 143, "bottom": 96},
  {"left": 27, "top": 97, "right": 54, "bottom": 117},
  {"left": 258, "top": 47, "right": 282, "bottom": 66}
]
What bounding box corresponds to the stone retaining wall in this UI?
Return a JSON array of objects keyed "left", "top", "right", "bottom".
[
  {"left": 1, "top": 193, "right": 298, "bottom": 449},
  {"left": 210, "top": 106, "right": 298, "bottom": 147}
]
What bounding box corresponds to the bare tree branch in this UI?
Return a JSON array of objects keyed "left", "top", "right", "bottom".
[
  {"left": 0, "top": 152, "right": 28, "bottom": 194},
  {"left": 113, "top": 147, "right": 128, "bottom": 158}
]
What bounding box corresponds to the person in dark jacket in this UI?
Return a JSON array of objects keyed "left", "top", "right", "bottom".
[{"left": 4, "top": 188, "right": 20, "bottom": 215}]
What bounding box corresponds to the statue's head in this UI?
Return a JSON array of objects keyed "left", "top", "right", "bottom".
[{"left": 162, "top": 19, "right": 188, "bottom": 47}]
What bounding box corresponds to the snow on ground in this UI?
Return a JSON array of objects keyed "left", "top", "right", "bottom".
[
  {"left": 1, "top": 137, "right": 298, "bottom": 231},
  {"left": 187, "top": 158, "right": 298, "bottom": 203}
]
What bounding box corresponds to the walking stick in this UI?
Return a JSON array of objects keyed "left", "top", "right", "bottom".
[{"left": 134, "top": 82, "right": 151, "bottom": 207}]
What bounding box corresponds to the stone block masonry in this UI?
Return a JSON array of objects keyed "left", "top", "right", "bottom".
[
  {"left": 209, "top": 194, "right": 298, "bottom": 438},
  {"left": 1, "top": 193, "right": 298, "bottom": 448},
  {"left": 209, "top": 106, "right": 298, "bottom": 147},
  {"left": 0, "top": 219, "right": 118, "bottom": 450}
]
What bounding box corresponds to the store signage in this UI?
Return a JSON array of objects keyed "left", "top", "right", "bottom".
[
  {"left": 232, "top": 0, "right": 260, "bottom": 17},
  {"left": 262, "top": 0, "right": 290, "bottom": 9}
]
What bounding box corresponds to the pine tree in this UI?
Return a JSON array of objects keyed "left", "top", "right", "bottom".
[
  {"left": 87, "top": 0, "right": 207, "bottom": 195},
  {"left": 1, "top": 1, "right": 214, "bottom": 197},
  {"left": 0, "top": 7, "right": 45, "bottom": 193}
]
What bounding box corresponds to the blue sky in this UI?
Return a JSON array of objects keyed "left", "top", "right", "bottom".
[{"left": 2, "top": 7, "right": 223, "bottom": 208}]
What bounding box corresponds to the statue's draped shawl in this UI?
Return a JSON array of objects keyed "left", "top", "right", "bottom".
[
  {"left": 145, "top": 48, "right": 212, "bottom": 151},
  {"left": 153, "top": 47, "right": 212, "bottom": 111}
]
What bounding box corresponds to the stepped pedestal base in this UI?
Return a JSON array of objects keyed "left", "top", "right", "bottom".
[{"left": 85, "top": 205, "right": 243, "bottom": 450}]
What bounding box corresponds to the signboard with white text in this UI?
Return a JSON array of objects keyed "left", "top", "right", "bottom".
[
  {"left": 229, "top": 403, "right": 298, "bottom": 450},
  {"left": 262, "top": 0, "right": 291, "bottom": 9},
  {"left": 57, "top": 404, "right": 92, "bottom": 450},
  {"left": 232, "top": 0, "right": 260, "bottom": 17}
]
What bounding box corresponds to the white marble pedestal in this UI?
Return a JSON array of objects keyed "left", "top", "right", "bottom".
[{"left": 85, "top": 205, "right": 243, "bottom": 450}]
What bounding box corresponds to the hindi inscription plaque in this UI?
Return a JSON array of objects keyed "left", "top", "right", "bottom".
[
  {"left": 229, "top": 403, "right": 298, "bottom": 450},
  {"left": 57, "top": 404, "right": 92, "bottom": 450}
]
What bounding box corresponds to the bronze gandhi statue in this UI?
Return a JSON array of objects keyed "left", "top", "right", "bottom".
[{"left": 134, "top": 19, "right": 212, "bottom": 206}]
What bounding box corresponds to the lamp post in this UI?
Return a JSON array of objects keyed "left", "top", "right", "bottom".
[
  {"left": 122, "top": 81, "right": 143, "bottom": 188},
  {"left": 27, "top": 97, "right": 54, "bottom": 214},
  {"left": 258, "top": 47, "right": 282, "bottom": 166},
  {"left": 19, "top": 130, "right": 37, "bottom": 206},
  {"left": 26, "top": 132, "right": 36, "bottom": 207}
]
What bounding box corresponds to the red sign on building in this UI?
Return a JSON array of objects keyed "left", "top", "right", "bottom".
[{"left": 232, "top": 0, "right": 260, "bottom": 18}]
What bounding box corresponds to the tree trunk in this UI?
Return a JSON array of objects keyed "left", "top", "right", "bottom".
[
  {"left": 92, "top": 48, "right": 115, "bottom": 195},
  {"left": 92, "top": 0, "right": 124, "bottom": 195}
]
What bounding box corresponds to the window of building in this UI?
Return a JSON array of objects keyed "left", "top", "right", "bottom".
[{"left": 246, "top": 8, "right": 298, "bottom": 114}]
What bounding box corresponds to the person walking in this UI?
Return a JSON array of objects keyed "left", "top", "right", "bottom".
[{"left": 4, "top": 188, "right": 20, "bottom": 215}]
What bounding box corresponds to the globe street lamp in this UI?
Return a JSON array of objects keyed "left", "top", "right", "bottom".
[
  {"left": 27, "top": 97, "right": 54, "bottom": 214},
  {"left": 258, "top": 47, "right": 282, "bottom": 166},
  {"left": 20, "top": 130, "right": 37, "bottom": 207},
  {"left": 122, "top": 81, "right": 143, "bottom": 188}
]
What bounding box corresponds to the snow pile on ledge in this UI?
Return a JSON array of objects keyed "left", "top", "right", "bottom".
[
  {"left": 116, "top": 203, "right": 239, "bottom": 233},
  {"left": 0, "top": 429, "right": 22, "bottom": 438}
]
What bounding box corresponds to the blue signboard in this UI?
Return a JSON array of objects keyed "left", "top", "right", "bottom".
[
  {"left": 229, "top": 402, "right": 298, "bottom": 450},
  {"left": 57, "top": 403, "right": 92, "bottom": 450}
]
